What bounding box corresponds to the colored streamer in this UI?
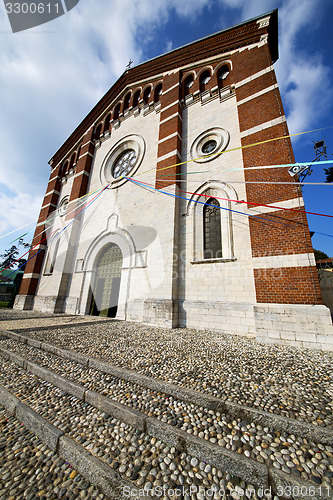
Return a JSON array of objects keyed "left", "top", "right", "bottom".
[
  {"left": 1, "top": 184, "right": 109, "bottom": 278},
  {"left": 125, "top": 177, "right": 299, "bottom": 229},
  {"left": 131, "top": 125, "right": 333, "bottom": 179}
]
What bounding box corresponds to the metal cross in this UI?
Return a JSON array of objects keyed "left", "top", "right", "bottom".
[{"left": 126, "top": 59, "right": 133, "bottom": 70}]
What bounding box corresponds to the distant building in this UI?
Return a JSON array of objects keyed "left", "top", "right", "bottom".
[{"left": 15, "top": 10, "right": 333, "bottom": 349}]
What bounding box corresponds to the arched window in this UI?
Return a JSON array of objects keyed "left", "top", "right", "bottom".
[
  {"left": 132, "top": 89, "right": 140, "bottom": 108},
  {"left": 203, "top": 198, "right": 222, "bottom": 259},
  {"left": 59, "top": 160, "right": 68, "bottom": 177},
  {"left": 44, "top": 237, "right": 60, "bottom": 275},
  {"left": 199, "top": 70, "right": 211, "bottom": 93},
  {"left": 217, "top": 65, "right": 230, "bottom": 89},
  {"left": 123, "top": 92, "right": 131, "bottom": 112},
  {"left": 63, "top": 160, "right": 69, "bottom": 174},
  {"left": 189, "top": 184, "right": 235, "bottom": 262},
  {"left": 143, "top": 86, "right": 151, "bottom": 104},
  {"left": 69, "top": 153, "right": 76, "bottom": 171},
  {"left": 75, "top": 145, "right": 81, "bottom": 165},
  {"left": 154, "top": 83, "right": 162, "bottom": 103},
  {"left": 94, "top": 124, "right": 102, "bottom": 140},
  {"left": 113, "top": 103, "right": 121, "bottom": 121},
  {"left": 183, "top": 74, "right": 194, "bottom": 98},
  {"left": 103, "top": 114, "right": 111, "bottom": 134}
]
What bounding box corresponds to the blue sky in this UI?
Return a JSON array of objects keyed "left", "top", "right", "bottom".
[{"left": 0, "top": 0, "right": 332, "bottom": 261}]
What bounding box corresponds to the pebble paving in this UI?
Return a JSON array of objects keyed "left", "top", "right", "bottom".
[
  {"left": 0, "top": 336, "right": 333, "bottom": 486},
  {"left": 0, "top": 407, "right": 106, "bottom": 500},
  {"left": 1, "top": 311, "right": 333, "bottom": 497},
  {"left": 0, "top": 357, "right": 274, "bottom": 500},
  {"left": 4, "top": 316, "right": 332, "bottom": 427}
]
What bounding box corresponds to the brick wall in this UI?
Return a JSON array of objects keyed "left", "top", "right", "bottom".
[
  {"left": 155, "top": 71, "right": 182, "bottom": 190},
  {"left": 234, "top": 42, "right": 321, "bottom": 305}
]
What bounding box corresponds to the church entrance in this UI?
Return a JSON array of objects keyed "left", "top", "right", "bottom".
[{"left": 89, "top": 244, "right": 122, "bottom": 318}]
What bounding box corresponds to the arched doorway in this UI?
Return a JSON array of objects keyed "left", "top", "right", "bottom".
[{"left": 89, "top": 244, "right": 122, "bottom": 317}]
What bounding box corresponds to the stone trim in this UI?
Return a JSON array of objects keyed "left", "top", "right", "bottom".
[
  {"left": 237, "top": 84, "right": 278, "bottom": 106},
  {"left": 156, "top": 149, "right": 181, "bottom": 163},
  {"left": 158, "top": 131, "right": 182, "bottom": 144},
  {"left": 235, "top": 66, "right": 274, "bottom": 89},
  {"left": 159, "top": 112, "right": 183, "bottom": 125},
  {"left": 253, "top": 253, "right": 315, "bottom": 269},
  {"left": 249, "top": 197, "right": 304, "bottom": 214},
  {"left": 240, "top": 116, "right": 286, "bottom": 138}
]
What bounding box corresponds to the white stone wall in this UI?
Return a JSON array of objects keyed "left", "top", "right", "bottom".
[
  {"left": 254, "top": 304, "right": 333, "bottom": 351},
  {"left": 178, "top": 95, "right": 257, "bottom": 329},
  {"left": 63, "top": 107, "right": 179, "bottom": 323},
  {"left": 33, "top": 174, "right": 75, "bottom": 312}
]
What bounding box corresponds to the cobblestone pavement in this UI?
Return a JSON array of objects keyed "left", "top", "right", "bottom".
[
  {"left": 3, "top": 311, "right": 332, "bottom": 427},
  {"left": 0, "top": 407, "right": 106, "bottom": 500},
  {"left": 0, "top": 310, "right": 332, "bottom": 498},
  {"left": 0, "top": 359, "right": 272, "bottom": 500},
  {"left": 1, "top": 335, "right": 332, "bottom": 486}
]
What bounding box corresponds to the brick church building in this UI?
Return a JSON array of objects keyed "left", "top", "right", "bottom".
[{"left": 15, "top": 10, "right": 333, "bottom": 349}]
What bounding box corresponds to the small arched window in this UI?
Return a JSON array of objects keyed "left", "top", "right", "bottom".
[
  {"left": 75, "top": 145, "right": 81, "bottom": 165},
  {"left": 154, "top": 83, "right": 162, "bottom": 103},
  {"left": 132, "top": 89, "right": 140, "bottom": 108},
  {"left": 200, "top": 70, "right": 211, "bottom": 93},
  {"left": 123, "top": 92, "right": 131, "bottom": 112},
  {"left": 63, "top": 160, "right": 69, "bottom": 174},
  {"left": 217, "top": 65, "right": 230, "bottom": 89},
  {"left": 44, "top": 237, "right": 60, "bottom": 275},
  {"left": 143, "top": 86, "right": 151, "bottom": 104},
  {"left": 103, "top": 114, "right": 111, "bottom": 133},
  {"left": 94, "top": 124, "right": 102, "bottom": 140},
  {"left": 69, "top": 153, "right": 76, "bottom": 171},
  {"left": 113, "top": 103, "right": 121, "bottom": 121},
  {"left": 203, "top": 198, "right": 222, "bottom": 259},
  {"left": 183, "top": 74, "right": 194, "bottom": 97}
]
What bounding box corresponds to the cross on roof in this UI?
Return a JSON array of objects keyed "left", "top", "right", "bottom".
[{"left": 126, "top": 59, "right": 133, "bottom": 70}]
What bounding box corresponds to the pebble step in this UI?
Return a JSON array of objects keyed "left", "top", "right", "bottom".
[
  {"left": 0, "top": 330, "right": 332, "bottom": 498},
  {"left": 0, "top": 329, "right": 331, "bottom": 443},
  {"left": 0, "top": 407, "right": 108, "bottom": 500},
  {"left": 0, "top": 357, "right": 272, "bottom": 500}
]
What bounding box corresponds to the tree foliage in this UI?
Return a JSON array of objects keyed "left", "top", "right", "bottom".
[
  {"left": 313, "top": 248, "right": 329, "bottom": 261},
  {"left": 0, "top": 238, "right": 30, "bottom": 270},
  {"left": 324, "top": 166, "right": 333, "bottom": 183}
]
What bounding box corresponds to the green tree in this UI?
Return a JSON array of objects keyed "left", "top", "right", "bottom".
[
  {"left": 0, "top": 238, "right": 30, "bottom": 270},
  {"left": 324, "top": 166, "right": 333, "bottom": 183},
  {"left": 313, "top": 248, "right": 329, "bottom": 261}
]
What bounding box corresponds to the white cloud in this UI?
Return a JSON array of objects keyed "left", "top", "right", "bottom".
[
  {"left": 217, "top": 0, "right": 332, "bottom": 136},
  {"left": 0, "top": 192, "right": 42, "bottom": 236},
  {"left": 276, "top": 0, "right": 332, "bottom": 135}
]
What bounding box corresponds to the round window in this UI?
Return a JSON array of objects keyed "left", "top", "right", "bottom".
[
  {"left": 112, "top": 149, "right": 137, "bottom": 179},
  {"left": 202, "top": 140, "right": 217, "bottom": 154},
  {"left": 100, "top": 135, "right": 146, "bottom": 188},
  {"left": 190, "top": 128, "right": 230, "bottom": 164}
]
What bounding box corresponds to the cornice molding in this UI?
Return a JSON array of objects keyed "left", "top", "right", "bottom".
[{"left": 49, "top": 10, "right": 278, "bottom": 167}]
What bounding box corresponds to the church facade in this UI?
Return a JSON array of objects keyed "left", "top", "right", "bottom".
[{"left": 15, "top": 10, "right": 333, "bottom": 350}]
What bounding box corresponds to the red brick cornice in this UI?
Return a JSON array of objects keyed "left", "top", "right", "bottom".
[{"left": 49, "top": 10, "right": 278, "bottom": 168}]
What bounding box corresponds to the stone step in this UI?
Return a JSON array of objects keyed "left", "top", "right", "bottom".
[
  {"left": 0, "top": 356, "right": 272, "bottom": 500},
  {"left": 1, "top": 328, "right": 331, "bottom": 445},
  {"left": 0, "top": 406, "right": 108, "bottom": 500},
  {"left": 0, "top": 330, "right": 332, "bottom": 498}
]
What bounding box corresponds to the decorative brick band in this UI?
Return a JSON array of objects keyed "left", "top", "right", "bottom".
[
  {"left": 234, "top": 42, "right": 321, "bottom": 306},
  {"left": 66, "top": 128, "right": 95, "bottom": 221},
  {"left": 156, "top": 71, "right": 182, "bottom": 190}
]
